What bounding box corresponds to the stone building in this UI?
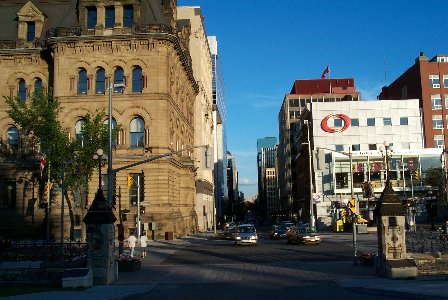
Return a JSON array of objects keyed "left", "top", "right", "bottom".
[
  {"left": 177, "top": 6, "right": 215, "bottom": 232},
  {"left": 0, "top": 0, "right": 200, "bottom": 240}
]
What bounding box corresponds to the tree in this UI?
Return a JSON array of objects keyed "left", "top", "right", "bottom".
[{"left": 5, "top": 90, "right": 116, "bottom": 239}]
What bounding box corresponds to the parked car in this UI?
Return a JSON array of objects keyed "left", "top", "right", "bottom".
[
  {"left": 220, "top": 227, "right": 235, "bottom": 240},
  {"left": 286, "top": 223, "right": 321, "bottom": 245},
  {"left": 269, "top": 224, "right": 288, "bottom": 239},
  {"left": 279, "top": 221, "right": 295, "bottom": 230},
  {"left": 234, "top": 224, "right": 258, "bottom": 245}
]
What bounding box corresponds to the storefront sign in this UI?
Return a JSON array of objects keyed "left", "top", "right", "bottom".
[{"left": 321, "top": 113, "right": 351, "bottom": 133}]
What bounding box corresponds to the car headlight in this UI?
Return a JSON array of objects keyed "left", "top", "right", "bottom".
[
  {"left": 251, "top": 236, "right": 257, "bottom": 240},
  {"left": 236, "top": 236, "right": 241, "bottom": 240}
]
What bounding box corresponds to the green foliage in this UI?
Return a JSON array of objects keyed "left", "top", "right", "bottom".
[
  {"left": 423, "top": 167, "right": 443, "bottom": 188},
  {"left": 4, "top": 91, "right": 117, "bottom": 191}
]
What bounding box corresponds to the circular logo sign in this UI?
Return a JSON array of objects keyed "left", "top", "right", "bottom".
[{"left": 321, "top": 114, "right": 351, "bottom": 133}]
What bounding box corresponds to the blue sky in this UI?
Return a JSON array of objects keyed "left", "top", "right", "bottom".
[{"left": 178, "top": 0, "right": 448, "bottom": 199}]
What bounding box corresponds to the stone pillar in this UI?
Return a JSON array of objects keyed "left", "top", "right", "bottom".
[
  {"left": 83, "top": 188, "right": 117, "bottom": 284},
  {"left": 376, "top": 183, "right": 417, "bottom": 278}
]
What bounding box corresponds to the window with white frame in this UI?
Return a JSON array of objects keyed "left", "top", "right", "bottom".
[
  {"left": 431, "top": 94, "right": 442, "bottom": 109},
  {"left": 434, "top": 135, "right": 444, "bottom": 148},
  {"left": 429, "top": 75, "right": 440, "bottom": 88},
  {"left": 400, "top": 117, "right": 408, "bottom": 125},
  {"left": 335, "top": 145, "right": 344, "bottom": 152},
  {"left": 383, "top": 118, "right": 392, "bottom": 125},
  {"left": 432, "top": 115, "right": 443, "bottom": 128},
  {"left": 444, "top": 75, "right": 448, "bottom": 88},
  {"left": 334, "top": 118, "right": 343, "bottom": 127},
  {"left": 445, "top": 95, "right": 448, "bottom": 109}
]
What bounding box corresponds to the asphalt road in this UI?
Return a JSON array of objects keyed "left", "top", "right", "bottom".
[{"left": 119, "top": 231, "right": 400, "bottom": 300}]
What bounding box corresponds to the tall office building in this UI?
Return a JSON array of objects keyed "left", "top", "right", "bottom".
[
  {"left": 379, "top": 52, "right": 448, "bottom": 149},
  {"left": 226, "top": 151, "right": 239, "bottom": 220},
  {"left": 257, "top": 137, "right": 278, "bottom": 221},
  {"left": 208, "top": 36, "right": 228, "bottom": 223},
  {"left": 0, "top": 0, "right": 199, "bottom": 239},
  {"left": 278, "top": 79, "right": 360, "bottom": 217},
  {"left": 177, "top": 6, "right": 215, "bottom": 232}
]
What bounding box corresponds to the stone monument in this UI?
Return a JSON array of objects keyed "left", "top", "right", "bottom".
[
  {"left": 83, "top": 188, "right": 117, "bottom": 284},
  {"left": 376, "top": 182, "right": 418, "bottom": 278}
]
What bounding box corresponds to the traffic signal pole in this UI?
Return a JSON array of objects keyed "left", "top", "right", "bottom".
[{"left": 137, "top": 175, "right": 141, "bottom": 238}]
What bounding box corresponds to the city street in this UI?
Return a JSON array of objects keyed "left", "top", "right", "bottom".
[{"left": 115, "top": 230, "right": 397, "bottom": 300}]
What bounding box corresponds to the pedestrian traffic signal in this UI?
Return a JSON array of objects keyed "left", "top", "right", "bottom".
[{"left": 140, "top": 205, "right": 145, "bottom": 214}]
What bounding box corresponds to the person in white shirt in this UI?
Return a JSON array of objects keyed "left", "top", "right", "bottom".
[
  {"left": 140, "top": 231, "right": 149, "bottom": 258},
  {"left": 127, "top": 232, "right": 137, "bottom": 257}
]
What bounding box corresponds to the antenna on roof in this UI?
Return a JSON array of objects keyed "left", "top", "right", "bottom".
[{"left": 383, "top": 54, "right": 387, "bottom": 84}]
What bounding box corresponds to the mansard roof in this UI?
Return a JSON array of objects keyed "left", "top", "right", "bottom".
[
  {"left": 0, "top": 0, "right": 78, "bottom": 41},
  {"left": 0, "top": 0, "right": 169, "bottom": 42}
]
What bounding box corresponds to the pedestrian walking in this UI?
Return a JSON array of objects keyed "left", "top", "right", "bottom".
[
  {"left": 128, "top": 232, "right": 137, "bottom": 257},
  {"left": 140, "top": 231, "right": 149, "bottom": 258}
]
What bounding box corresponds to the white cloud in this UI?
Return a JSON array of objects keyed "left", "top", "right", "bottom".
[{"left": 239, "top": 178, "right": 257, "bottom": 186}]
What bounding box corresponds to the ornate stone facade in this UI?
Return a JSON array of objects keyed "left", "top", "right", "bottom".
[{"left": 0, "top": 0, "right": 199, "bottom": 240}]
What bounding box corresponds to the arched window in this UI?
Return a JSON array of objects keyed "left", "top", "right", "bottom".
[
  {"left": 130, "top": 117, "right": 144, "bottom": 148},
  {"left": 96, "top": 68, "right": 106, "bottom": 94},
  {"left": 34, "top": 78, "right": 43, "bottom": 96},
  {"left": 103, "top": 118, "right": 117, "bottom": 147},
  {"left": 114, "top": 67, "right": 124, "bottom": 93},
  {"left": 18, "top": 79, "right": 26, "bottom": 101},
  {"left": 6, "top": 126, "right": 19, "bottom": 147},
  {"left": 75, "top": 119, "right": 86, "bottom": 146},
  {"left": 132, "top": 66, "right": 143, "bottom": 93},
  {"left": 78, "top": 68, "right": 88, "bottom": 94}
]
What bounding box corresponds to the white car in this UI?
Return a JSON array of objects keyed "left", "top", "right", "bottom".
[{"left": 234, "top": 224, "right": 258, "bottom": 245}]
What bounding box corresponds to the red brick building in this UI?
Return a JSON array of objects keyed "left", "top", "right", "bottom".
[{"left": 379, "top": 52, "right": 448, "bottom": 148}]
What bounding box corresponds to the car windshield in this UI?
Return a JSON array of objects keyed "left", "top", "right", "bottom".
[
  {"left": 237, "top": 226, "right": 255, "bottom": 233},
  {"left": 276, "top": 225, "right": 287, "bottom": 231}
]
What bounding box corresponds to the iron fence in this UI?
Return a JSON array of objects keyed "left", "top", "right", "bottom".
[
  {"left": 0, "top": 240, "right": 88, "bottom": 263},
  {"left": 407, "top": 229, "right": 448, "bottom": 253}
]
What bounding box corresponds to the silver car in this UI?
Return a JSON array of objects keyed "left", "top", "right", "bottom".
[{"left": 234, "top": 224, "right": 258, "bottom": 245}]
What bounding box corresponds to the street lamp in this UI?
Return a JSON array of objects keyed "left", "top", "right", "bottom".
[
  {"left": 108, "top": 82, "right": 125, "bottom": 205},
  {"left": 379, "top": 142, "right": 394, "bottom": 186},
  {"left": 93, "top": 148, "right": 107, "bottom": 190}
]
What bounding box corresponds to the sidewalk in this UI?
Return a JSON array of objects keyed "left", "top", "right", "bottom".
[{"left": 3, "top": 232, "right": 448, "bottom": 300}]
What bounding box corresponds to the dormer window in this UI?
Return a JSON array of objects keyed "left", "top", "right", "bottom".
[
  {"left": 105, "top": 6, "right": 115, "bottom": 28},
  {"left": 17, "top": 2, "right": 45, "bottom": 43},
  {"left": 87, "top": 7, "right": 97, "bottom": 29},
  {"left": 26, "top": 22, "right": 35, "bottom": 41},
  {"left": 123, "top": 5, "right": 134, "bottom": 27}
]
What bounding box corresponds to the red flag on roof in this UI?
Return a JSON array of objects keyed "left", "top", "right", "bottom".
[{"left": 321, "top": 66, "right": 329, "bottom": 79}]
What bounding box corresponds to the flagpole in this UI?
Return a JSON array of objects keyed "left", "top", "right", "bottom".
[{"left": 329, "top": 66, "right": 331, "bottom": 94}]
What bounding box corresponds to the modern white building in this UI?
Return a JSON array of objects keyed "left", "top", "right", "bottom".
[{"left": 296, "top": 99, "right": 442, "bottom": 227}]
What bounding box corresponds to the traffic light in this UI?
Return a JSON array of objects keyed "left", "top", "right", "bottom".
[
  {"left": 140, "top": 205, "right": 145, "bottom": 214},
  {"left": 127, "top": 174, "right": 132, "bottom": 188}
]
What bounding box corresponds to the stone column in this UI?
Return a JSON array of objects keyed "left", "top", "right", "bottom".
[
  {"left": 83, "top": 188, "right": 117, "bottom": 284},
  {"left": 375, "top": 183, "right": 417, "bottom": 278}
]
